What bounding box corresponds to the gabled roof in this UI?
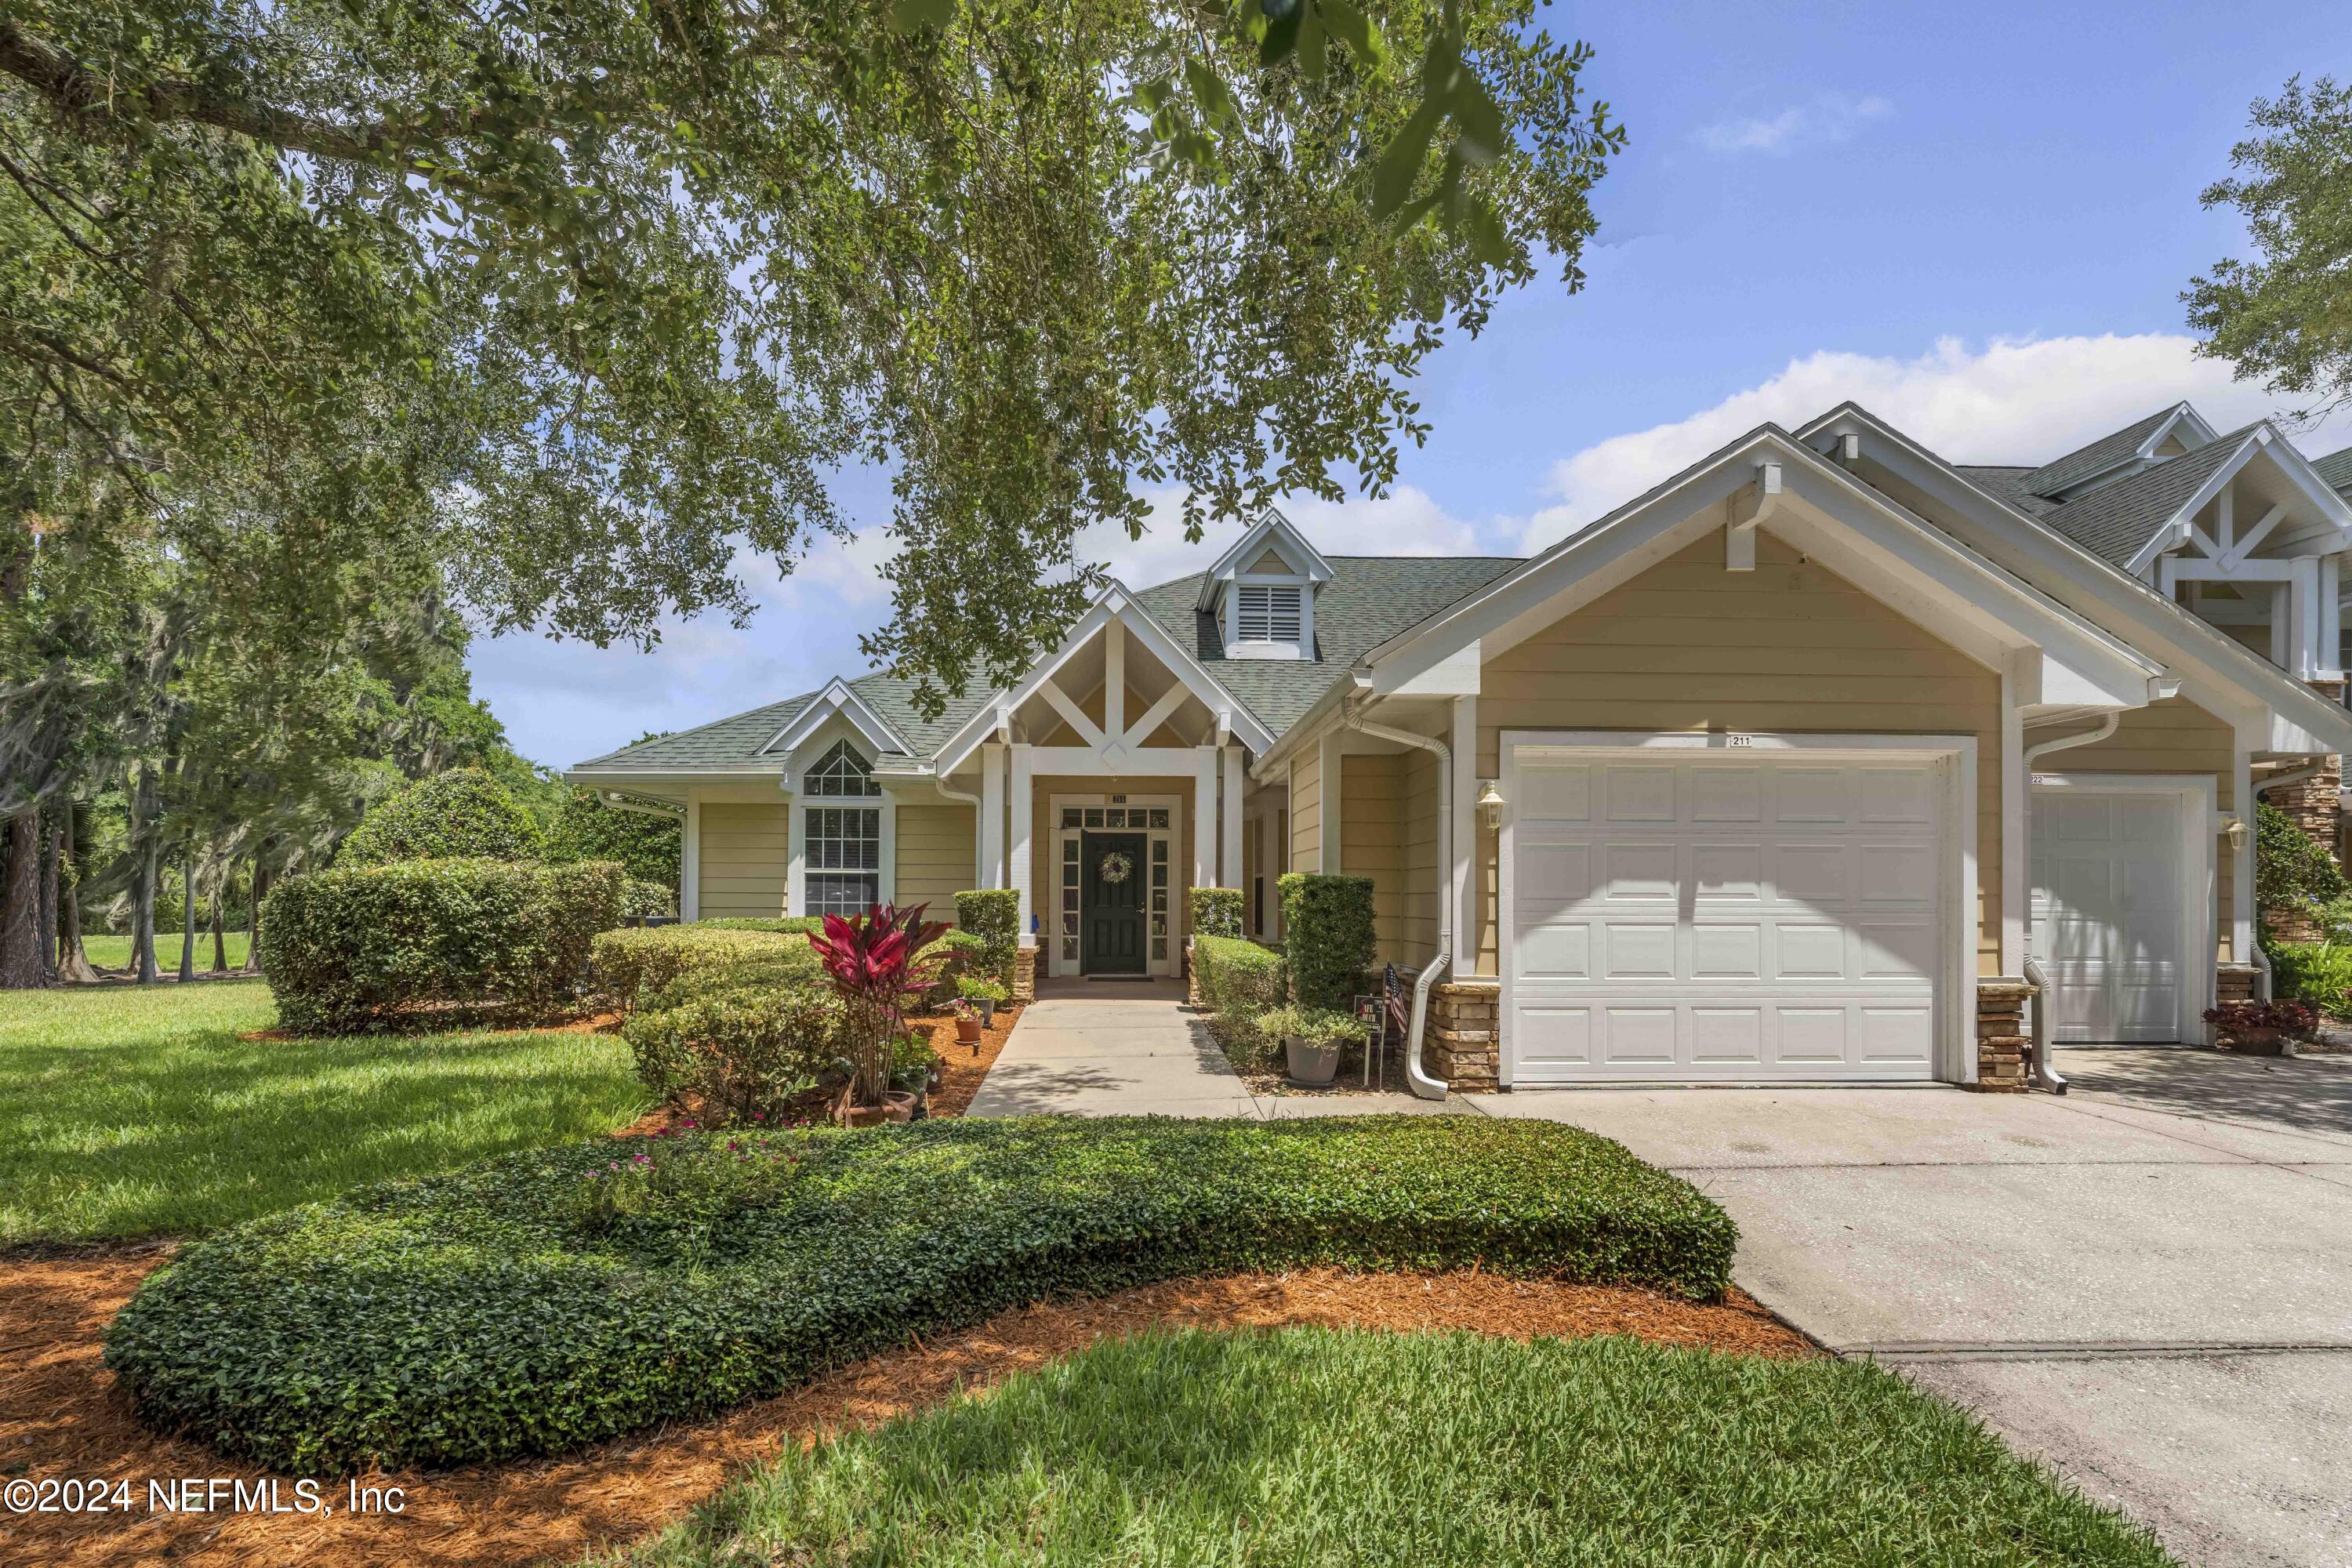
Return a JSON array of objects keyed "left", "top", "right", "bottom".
[
  {"left": 2016, "top": 402, "right": 2216, "bottom": 498},
  {"left": 760, "top": 677, "right": 910, "bottom": 759},
  {"left": 1951, "top": 466, "right": 2058, "bottom": 517},
  {"left": 1193, "top": 508, "right": 1334, "bottom": 612},
  {"left": 573, "top": 673, "right": 993, "bottom": 773},
  {"left": 2039, "top": 429, "right": 2254, "bottom": 568},
  {"left": 2314, "top": 445, "right": 2352, "bottom": 497}
]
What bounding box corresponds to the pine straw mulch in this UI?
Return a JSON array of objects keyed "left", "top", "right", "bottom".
[{"left": 2, "top": 1247, "right": 1806, "bottom": 1568}]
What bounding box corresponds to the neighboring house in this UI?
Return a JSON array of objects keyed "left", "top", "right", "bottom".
[{"left": 570, "top": 403, "right": 2352, "bottom": 1092}]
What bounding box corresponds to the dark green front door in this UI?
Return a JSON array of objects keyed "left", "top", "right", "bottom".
[{"left": 1081, "top": 832, "right": 1147, "bottom": 974}]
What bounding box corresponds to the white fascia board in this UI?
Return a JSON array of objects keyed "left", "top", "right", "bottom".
[
  {"left": 1195, "top": 508, "right": 1335, "bottom": 611},
  {"left": 2249, "top": 426, "right": 2352, "bottom": 544},
  {"left": 760, "top": 678, "right": 909, "bottom": 759},
  {"left": 935, "top": 583, "right": 1273, "bottom": 774},
  {"left": 1798, "top": 405, "right": 2352, "bottom": 753},
  {"left": 1360, "top": 423, "right": 2157, "bottom": 710},
  {"left": 1367, "top": 637, "right": 1481, "bottom": 698}
]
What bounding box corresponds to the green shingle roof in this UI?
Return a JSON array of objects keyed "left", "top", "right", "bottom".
[
  {"left": 2314, "top": 445, "right": 2352, "bottom": 497},
  {"left": 2015, "top": 406, "right": 2183, "bottom": 498},
  {"left": 2039, "top": 430, "right": 2252, "bottom": 568},
  {"left": 575, "top": 554, "right": 1521, "bottom": 772},
  {"left": 1951, "top": 465, "right": 2059, "bottom": 518}
]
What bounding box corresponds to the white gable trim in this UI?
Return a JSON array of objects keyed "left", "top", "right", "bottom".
[
  {"left": 1358, "top": 426, "right": 2161, "bottom": 713},
  {"left": 934, "top": 582, "right": 1276, "bottom": 775},
  {"left": 1195, "top": 508, "right": 1334, "bottom": 612},
  {"left": 1795, "top": 404, "right": 2352, "bottom": 756},
  {"left": 760, "top": 678, "right": 909, "bottom": 760}
]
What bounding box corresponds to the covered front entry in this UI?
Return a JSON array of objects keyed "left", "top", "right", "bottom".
[
  {"left": 1501, "top": 732, "right": 1972, "bottom": 1086},
  {"left": 1050, "top": 794, "right": 1180, "bottom": 978},
  {"left": 2030, "top": 775, "right": 2212, "bottom": 1043},
  {"left": 1080, "top": 831, "right": 1148, "bottom": 974}
]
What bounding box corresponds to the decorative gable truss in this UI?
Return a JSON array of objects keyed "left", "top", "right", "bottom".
[{"left": 2130, "top": 428, "right": 2352, "bottom": 683}]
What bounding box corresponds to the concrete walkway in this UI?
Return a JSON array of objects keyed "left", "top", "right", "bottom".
[
  {"left": 964, "top": 982, "right": 1467, "bottom": 1120},
  {"left": 1480, "top": 1047, "right": 2352, "bottom": 1568}
]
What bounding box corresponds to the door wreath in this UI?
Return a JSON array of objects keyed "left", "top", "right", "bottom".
[{"left": 1098, "top": 850, "right": 1134, "bottom": 885}]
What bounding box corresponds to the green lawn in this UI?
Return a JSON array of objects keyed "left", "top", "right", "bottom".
[
  {"left": 0, "top": 980, "right": 650, "bottom": 1243},
  {"left": 612, "top": 1328, "right": 2174, "bottom": 1568},
  {"left": 79, "top": 931, "right": 252, "bottom": 971}
]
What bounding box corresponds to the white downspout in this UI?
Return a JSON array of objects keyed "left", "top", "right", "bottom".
[
  {"left": 2015, "top": 713, "right": 2120, "bottom": 1091},
  {"left": 1340, "top": 694, "right": 1450, "bottom": 1101},
  {"left": 933, "top": 772, "right": 985, "bottom": 889}
]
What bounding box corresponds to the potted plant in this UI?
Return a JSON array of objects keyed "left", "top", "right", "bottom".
[
  {"left": 1257, "top": 1003, "right": 1361, "bottom": 1087},
  {"left": 957, "top": 972, "right": 1009, "bottom": 1029},
  {"left": 2202, "top": 999, "right": 2317, "bottom": 1056},
  {"left": 808, "top": 902, "right": 949, "bottom": 1127},
  {"left": 953, "top": 997, "right": 984, "bottom": 1050}
]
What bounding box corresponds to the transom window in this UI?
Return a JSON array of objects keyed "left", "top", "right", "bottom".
[
  {"left": 804, "top": 738, "right": 880, "bottom": 797},
  {"left": 805, "top": 806, "right": 880, "bottom": 916},
  {"left": 1235, "top": 583, "right": 1303, "bottom": 642}
]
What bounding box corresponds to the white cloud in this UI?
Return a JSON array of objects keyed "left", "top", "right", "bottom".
[
  {"left": 1520, "top": 333, "right": 2352, "bottom": 554},
  {"left": 1694, "top": 93, "right": 1892, "bottom": 156}
]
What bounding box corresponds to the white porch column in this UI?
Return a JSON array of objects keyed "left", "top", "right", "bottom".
[
  {"left": 1010, "top": 744, "right": 1035, "bottom": 947},
  {"left": 681, "top": 792, "right": 702, "bottom": 921},
  {"left": 1193, "top": 746, "right": 1218, "bottom": 889},
  {"left": 1220, "top": 746, "right": 1244, "bottom": 888},
  {"left": 1450, "top": 696, "right": 1475, "bottom": 977},
  {"left": 980, "top": 742, "right": 1006, "bottom": 889},
  {"left": 1317, "top": 730, "right": 1344, "bottom": 873},
  {"left": 2324, "top": 554, "right": 2343, "bottom": 677},
  {"left": 2234, "top": 745, "right": 2255, "bottom": 967},
  {"left": 1999, "top": 658, "right": 2025, "bottom": 976},
  {"left": 2293, "top": 556, "right": 2322, "bottom": 677}
]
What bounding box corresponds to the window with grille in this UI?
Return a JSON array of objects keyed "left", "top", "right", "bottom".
[
  {"left": 805, "top": 806, "right": 880, "bottom": 916},
  {"left": 1235, "top": 583, "right": 1303, "bottom": 644},
  {"left": 804, "top": 739, "right": 880, "bottom": 797}
]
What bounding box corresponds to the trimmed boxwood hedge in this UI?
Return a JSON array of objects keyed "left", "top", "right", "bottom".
[
  {"left": 105, "top": 1116, "right": 1736, "bottom": 1472},
  {"left": 337, "top": 768, "right": 545, "bottom": 868},
  {"left": 695, "top": 917, "right": 827, "bottom": 934},
  {"left": 1193, "top": 935, "right": 1284, "bottom": 1069},
  {"left": 1187, "top": 886, "right": 1243, "bottom": 938},
  {"left": 1278, "top": 872, "right": 1377, "bottom": 1011}
]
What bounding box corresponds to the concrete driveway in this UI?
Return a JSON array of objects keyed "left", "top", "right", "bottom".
[{"left": 1479, "top": 1047, "right": 2352, "bottom": 1567}]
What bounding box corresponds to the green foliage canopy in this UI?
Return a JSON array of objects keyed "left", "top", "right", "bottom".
[{"left": 336, "top": 768, "right": 545, "bottom": 868}]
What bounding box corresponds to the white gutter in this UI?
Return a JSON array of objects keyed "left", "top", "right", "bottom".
[
  {"left": 596, "top": 792, "right": 688, "bottom": 821},
  {"left": 933, "top": 771, "right": 985, "bottom": 887},
  {"left": 1338, "top": 694, "right": 1451, "bottom": 1102},
  {"left": 2023, "top": 711, "right": 2120, "bottom": 769}
]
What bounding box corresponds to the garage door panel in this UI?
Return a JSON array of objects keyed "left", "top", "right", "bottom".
[
  {"left": 1508, "top": 750, "right": 1945, "bottom": 1084},
  {"left": 2031, "top": 786, "right": 2192, "bottom": 1044},
  {"left": 1517, "top": 763, "right": 1592, "bottom": 822}
]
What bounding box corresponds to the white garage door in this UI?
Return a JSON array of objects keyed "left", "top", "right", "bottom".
[
  {"left": 1506, "top": 748, "right": 1947, "bottom": 1083},
  {"left": 2030, "top": 788, "right": 2190, "bottom": 1043}
]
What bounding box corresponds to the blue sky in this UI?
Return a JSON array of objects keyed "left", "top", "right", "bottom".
[{"left": 472, "top": 0, "right": 2352, "bottom": 770}]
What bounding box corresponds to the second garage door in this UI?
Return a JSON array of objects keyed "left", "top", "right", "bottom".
[{"left": 1505, "top": 746, "right": 1949, "bottom": 1084}]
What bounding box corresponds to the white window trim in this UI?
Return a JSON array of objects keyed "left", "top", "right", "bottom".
[
  {"left": 1497, "top": 731, "right": 1978, "bottom": 1087},
  {"left": 1045, "top": 792, "right": 1183, "bottom": 978},
  {"left": 786, "top": 740, "right": 897, "bottom": 916},
  {"left": 1222, "top": 573, "right": 1315, "bottom": 661},
  {"left": 2024, "top": 771, "right": 2217, "bottom": 1044}
]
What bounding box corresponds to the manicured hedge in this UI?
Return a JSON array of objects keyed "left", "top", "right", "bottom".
[
  {"left": 1193, "top": 935, "right": 1284, "bottom": 1069},
  {"left": 696, "top": 917, "right": 826, "bottom": 934},
  {"left": 258, "top": 858, "right": 625, "bottom": 1033},
  {"left": 954, "top": 889, "right": 1020, "bottom": 986},
  {"left": 337, "top": 768, "right": 545, "bottom": 868},
  {"left": 107, "top": 1116, "right": 1737, "bottom": 1472},
  {"left": 1278, "top": 872, "right": 1377, "bottom": 1011},
  {"left": 622, "top": 985, "right": 844, "bottom": 1123},
  {"left": 593, "top": 925, "right": 821, "bottom": 1009},
  {"left": 1187, "top": 887, "right": 1243, "bottom": 938}
]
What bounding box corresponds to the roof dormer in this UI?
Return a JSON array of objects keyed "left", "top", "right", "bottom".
[{"left": 1196, "top": 509, "right": 1333, "bottom": 661}]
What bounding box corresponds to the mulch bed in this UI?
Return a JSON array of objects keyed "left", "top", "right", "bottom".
[{"left": 0, "top": 1249, "right": 1806, "bottom": 1568}]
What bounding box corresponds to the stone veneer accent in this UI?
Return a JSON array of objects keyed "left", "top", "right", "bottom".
[
  {"left": 2215, "top": 963, "right": 2259, "bottom": 1004},
  {"left": 2259, "top": 751, "right": 2343, "bottom": 942},
  {"left": 1973, "top": 978, "right": 2032, "bottom": 1093},
  {"left": 1012, "top": 945, "right": 1037, "bottom": 1004},
  {"left": 1428, "top": 978, "right": 1501, "bottom": 1092}
]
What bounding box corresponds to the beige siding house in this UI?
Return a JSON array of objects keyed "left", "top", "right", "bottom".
[{"left": 573, "top": 402, "right": 2352, "bottom": 1094}]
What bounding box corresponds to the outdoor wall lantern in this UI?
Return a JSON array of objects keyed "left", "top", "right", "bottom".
[
  {"left": 1476, "top": 779, "right": 1505, "bottom": 831},
  {"left": 2220, "top": 814, "right": 2249, "bottom": 853}
]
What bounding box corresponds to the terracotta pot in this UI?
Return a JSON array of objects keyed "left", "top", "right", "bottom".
[
  {"left": 956, "top": 1015, "right": 984, "bottom": 1047},
  {"left": 838, "top": 1091, "right": 918, "bottom": 1127}
]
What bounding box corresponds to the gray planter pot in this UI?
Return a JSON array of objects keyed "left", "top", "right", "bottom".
[{"left": 1284, "top": 1035, "right": 1340, "bottom": 1086}]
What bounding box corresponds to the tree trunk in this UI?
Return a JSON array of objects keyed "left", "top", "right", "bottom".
[
  {"left": 177, "top": 855, "right": 197, "bottom": 982},
  {"left": 131, "top": 771, "right": 160, "bottom": 985},
  {"left": 243, "top": 855, "right": 265, "bottom": 974},
  {"left": 0, "top": 808, "right": 45, "bottom": 989},
  {"left": 209, "top": 868, "right": 227, "bottom": 974},
  {"left": 55, "top": 801, "right": 96, "bottom": 984},
  {"left": 36, "top": 804, "right": 58, "bottom": 985}
]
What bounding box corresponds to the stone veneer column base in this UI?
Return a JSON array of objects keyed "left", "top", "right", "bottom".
[
  {"left": 1012, "top": 946, "right": 1037, "bottom": 1004},
  {"left": 2215, "top": 964, "right": 2259, "bottom": 1004},
  {"left": 1973, "top": 978, "right": 2032, "bottom": 1092},
  {"left": 1428, "top": 978, "right": 1502, "bottom": 1092}
]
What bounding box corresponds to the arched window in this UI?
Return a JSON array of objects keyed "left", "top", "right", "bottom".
[{"left": 804, "top": 739, "right": 880, "bottom": 797}]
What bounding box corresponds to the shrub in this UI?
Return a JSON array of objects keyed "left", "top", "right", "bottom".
[
  {"left": 956, "top": 973, "right": 1009, "bottom": 1006},
  {"left": 1277, "top": 873, "right": 1377, "bottom": 1011},
  {"left": 2266, "top": 942, "right": 2352, "bottom": 1015},
  {"left": 622, "top": 985, "right": 844, "bottom": 1123},
  {"left": 592, "top": 926, "right": 819, "bottom": 1011},
  {"left": 622, "top": 878, "right": 676, "bottom": 920},
  {"left": 1193, "top": 935, "right": 1283, "bottom": 1069},
  {"left": 546, "top": 789, "right": 681, "bottom": 886},
  {"left": 2202, "top": 999, "right": 2318, "bottom": 1038},
  {"left": 337, "top": 769, "right": 545, "bottom": 868},
  {"left": 699, "top": 917, "right": 826, "bottom": 934},
  {"left": 258, "top": 858, "right": 625, "bottom": 1033},
  {"left": 106, "top": 1116, "right": 1738, "bottom": 1471},
  {"left": 1187, "top": 886, "right": 1243, "bottom": 938},
  {"left": 808, "top": 904, "right": 952, "bottom": 1106},
  {"left": 1257, "top": 1004, "right": 1362, "bottom": 1047},
  {"left": 954, "top": 888, "right": 1021, "bottom": 985},
  {"left": 2256, "top": 800, "right": 2348, "bottom": 925}
]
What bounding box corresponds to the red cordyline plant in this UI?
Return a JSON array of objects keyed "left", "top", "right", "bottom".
[{"left": 808, "top": 902, "right": 949, "bottom": 1107}]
